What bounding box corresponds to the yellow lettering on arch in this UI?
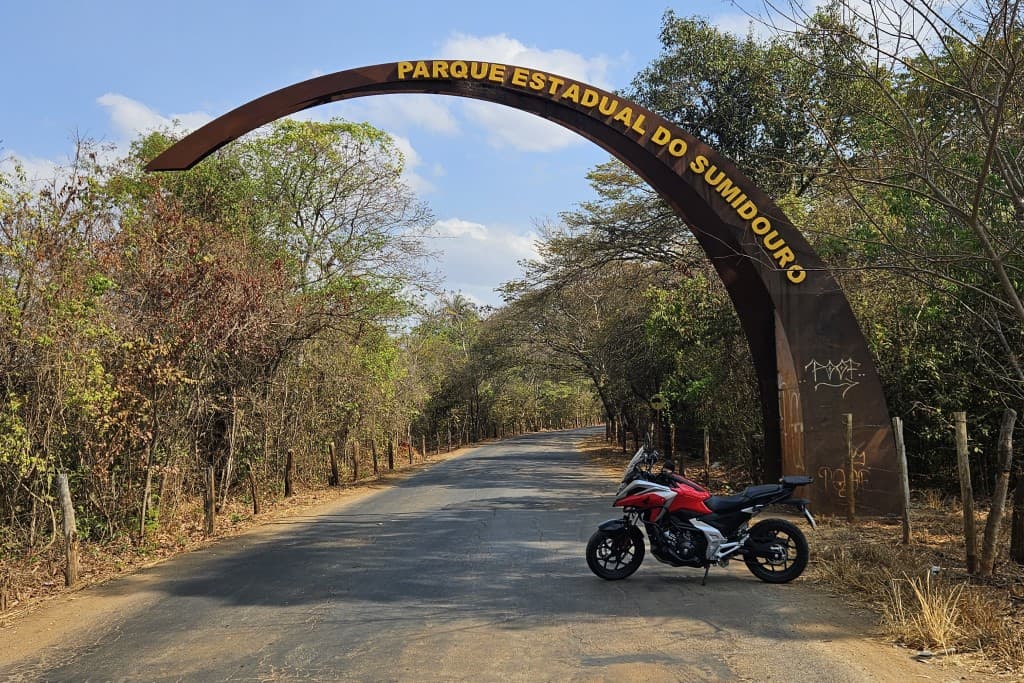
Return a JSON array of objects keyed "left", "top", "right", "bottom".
[
  {"left": 511, "top": 67, "right": 530, "bottom": 87},
  {"left": 751, "top": 216, "right": 772, "bottom": 235},
  {"left": 561, "top": 83, "right": 581, "bottom": 103},
  {"left": 613, "top": 107, "right": 633, "bottom": 128},
  {"left": 412, "top": 61, "right": 430, "bottom": 79},
  {"left": 774, "top": 247, "right": 795, "bottom": 268},
  {"left": 470, "top": 62, "right": 489, "bottom": 79},
  {"left": 715, "top": 178, "right": 741, "bottom": 204},
  {"left": 397, "top": 62, "right": 414, "bottom": 79}
]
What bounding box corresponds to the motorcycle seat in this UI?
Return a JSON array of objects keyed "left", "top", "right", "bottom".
[
  {"left": 704, "top": 484, "right": 786, "bottom": 513},
  {"left": 704, "top": 494, "right": 749, "bottom": 512}
]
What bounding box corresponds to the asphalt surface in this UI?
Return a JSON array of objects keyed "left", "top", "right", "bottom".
[{"left": 1, "top": 429, "right": 965, "bottom": 682}]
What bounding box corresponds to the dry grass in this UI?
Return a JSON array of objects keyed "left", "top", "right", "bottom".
[
  {"left": 577, "top": 434, "right": 1024, "bottom": 675},
  {"left": 804, "top": 498, "right": 1024, "bottom": 674}
]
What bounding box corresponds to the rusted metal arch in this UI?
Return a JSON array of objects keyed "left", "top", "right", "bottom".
[{"left": 147, "top": 61, "right": 898, "bottom": 514}]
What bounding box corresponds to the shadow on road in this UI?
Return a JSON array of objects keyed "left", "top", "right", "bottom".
[{"left": 5, "top": 429, "right": 883, "bottom": 681}]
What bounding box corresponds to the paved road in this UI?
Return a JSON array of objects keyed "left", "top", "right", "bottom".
[{"left": 2, "top": 429, "right": 960, "bottom": 681}]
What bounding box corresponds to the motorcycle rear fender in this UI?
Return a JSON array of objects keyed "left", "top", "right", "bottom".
[
  {"left": 598, "top": 518, "right": 632, "bottom": 535},
  {"left": 778, "top": 497, "right": 817, "bottom": 529}
]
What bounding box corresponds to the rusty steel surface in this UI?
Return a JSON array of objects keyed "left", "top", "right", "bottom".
[{"left": 146, "top": 60, "right": 899, "bottom": 515}]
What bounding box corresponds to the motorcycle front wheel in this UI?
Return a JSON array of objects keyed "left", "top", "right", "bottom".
[
  {"left": 586, "top": 527, "right": 644, "bottom": 580},
  {"left": 743, "top": 518, "right": 808, "bottom": 583}
]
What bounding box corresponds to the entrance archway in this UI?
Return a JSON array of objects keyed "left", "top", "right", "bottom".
[{"left": 147, "top": 60, "right": 898, "bottom": 515}]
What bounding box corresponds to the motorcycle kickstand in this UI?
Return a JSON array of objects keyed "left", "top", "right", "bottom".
[{"left": 701, "top": 564, "right": 710, "bottom": 586}]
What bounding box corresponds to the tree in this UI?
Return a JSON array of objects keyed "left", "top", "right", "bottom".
[
  {"left": 786, "top": 1, "right": 1024, "bottom": 391},
  {"left": 629, "top": 12, "right": 832, "bottom": 197}
]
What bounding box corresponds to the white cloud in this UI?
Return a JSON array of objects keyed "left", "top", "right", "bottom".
[
  {"left": 0, "top": 153, "right": 61, "bottom": 184},
  {"left": 348, "top": 95, "right": 459, "bottom": 136},
  {"left": 97, "top": 93, "right": 212, "bottom": 142},
  {"left": 428, "top": 217, "right": 539, "bottom": 305},
  {"left": 440, "top": 34, "right": 612, "bottom": 87},
  {"left": 440, "top": 33, "right": 613, "bottom": 152},
  {"left": 390, "top": 134, "right": 436, "bottom": 195},
  {"left": 713, "top": 12, "right": 774, "bottom": 39}
]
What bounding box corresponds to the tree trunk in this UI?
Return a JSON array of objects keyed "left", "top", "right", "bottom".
[
  {"left": 220, "top": 405, "right": 241, "bottom": 511},
  {"left": 57, "top": 473, "right": 79, "bottom": 587},
  {"left": 371, "top": 437, "right": 379, "bottom": 476},
  {"left": 387, "top": 436, "right": 395, "bottom": 471},
  {"left": 284, "top": 448, "right": 294, "bottom": 498},
  {"left": 954, "top": 412, "right": 978, "bottom": 573},
  {"left": 749, "top": 433, "right": 765, "bottom": 484},
  {"left": 981, "top": 409, "right": 1017, "bottom": 576}
]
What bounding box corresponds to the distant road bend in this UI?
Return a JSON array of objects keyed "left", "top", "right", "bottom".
[{"left": 2, "top": 428, "right": 956, "bottom": 681}]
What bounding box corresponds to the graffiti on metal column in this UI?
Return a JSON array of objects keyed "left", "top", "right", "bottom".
[
  {"left": 818, "top": 450, "right": 869, "bottom": 499},
  {"left": 804, "top": 358, "right": 863, "bottom": 397}
]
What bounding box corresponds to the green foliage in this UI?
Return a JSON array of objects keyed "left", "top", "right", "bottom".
[{"left": 0, "top": 393, "right": 33, "bottom": 476}]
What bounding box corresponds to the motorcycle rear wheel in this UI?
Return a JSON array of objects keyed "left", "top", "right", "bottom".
[
  {"left": 743, "top": 518, "right": 808, "bottom": 583},
  {"left": 586, "top": 528, "right": 644, "bottom": 580}
]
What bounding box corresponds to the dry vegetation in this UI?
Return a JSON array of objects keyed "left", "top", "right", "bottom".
[
  {"left": 577, "top": 435, "right": 1024, "bottom": 675},
  {"left": 0, "top": 444, "right": 465, "bottom": 624}
]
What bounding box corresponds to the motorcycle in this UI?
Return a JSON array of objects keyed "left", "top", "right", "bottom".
[{"left": 586, "top": 445, "right": 815, "bottom": 584}]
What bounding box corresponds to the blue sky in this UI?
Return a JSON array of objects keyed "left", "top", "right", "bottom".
[{"left": 1, "top": 1, "right": 762, "bottom": 305}]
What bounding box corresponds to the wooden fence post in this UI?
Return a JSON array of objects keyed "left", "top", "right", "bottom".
[
  {"left": 408, "top": 425, "right": 413, "bottom": 464},
  {"left": 284, "top": 448, "right": 294, "bottom": 498},
  {"left": 954, "top": 411, "right": 978, "bottom": 574},
  {"left": 1011, "top": 473, "right": 1024, "bottom": 565},
  {"left": 703, "top": 428, "right": 711, "bottom": 488},
  {"left": 328, "top": 441, "right": 339, "bottom": 486},
  {"left": 57, "top": 473, "right": 79, "bottom": 587},
  {"left": 447, "top": 426, "right": 452, "bottom": 453},
  {"left": 371, "top": 437, "right": 379, "bottom": 476},
  {"left": 669, "top": 423, "right": 676, "bottom": 459},
  {"left": 892, "top": 417, "right": 912, "bottom": 544},
  {"left": 844, "top": 414, "right": 856, "bottom": 523},
  {"left": 247, "top": 467, "right": 260, "bottom": 515},
  {"left": 421, "top": 435, "right": 426, "bottom": 461},
  {"left": 387, "top": 436, "right": 395, "bottom": 471},
  {"left": 204, "top": 466, "right": 216, "bottom": 535},
  {"left": 352, "top": 440, "right": 360, "bottom": 481},
  {"left": 981, "top": 408, "right": 1016, "bottom": 576}
]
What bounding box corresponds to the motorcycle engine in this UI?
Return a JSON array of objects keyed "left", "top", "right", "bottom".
[{"left": 662, "top": 525, "right": 705, "bottom": 562}]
